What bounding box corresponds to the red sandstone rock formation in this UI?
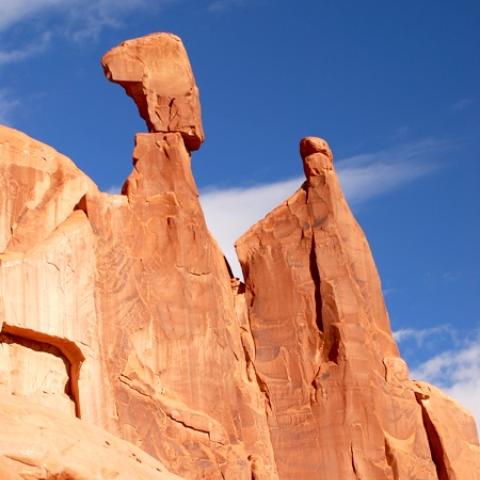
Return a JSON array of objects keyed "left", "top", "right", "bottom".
[
  {"left": 0, "top": 393, "right": 181, "bottom": 479},
  {"left": 101, "top": 33, "right": 204, "bottom": 151},
  {"left": 236, "top": 136, "right": 480, "bottom": 479},
  {"left": 0, "top": 33, "right": 478, "bottom": 479}
]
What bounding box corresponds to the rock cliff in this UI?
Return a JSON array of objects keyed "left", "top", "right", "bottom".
[{"left": 0, "top": 33, "right": 478, "bottom": 479}]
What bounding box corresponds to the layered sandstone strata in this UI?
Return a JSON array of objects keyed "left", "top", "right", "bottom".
[{"left": 0, "top": 33, "right": 478, "bottom": 480}]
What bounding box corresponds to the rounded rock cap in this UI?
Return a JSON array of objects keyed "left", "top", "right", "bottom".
[
  {"left": 299, "top": 137, "right": 333, "bottom": 179},
  {"left": 299, "top": 137, "right": 333, "bottom": 160}
]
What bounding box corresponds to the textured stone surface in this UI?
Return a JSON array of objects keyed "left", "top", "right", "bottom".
[
  {"left": 85, "top": 131, "right": 278, "bottom": 479},
  {"left": 413, "top": 381, "right": 480, "bottom": 479},
  {"left": 0, "top": 393, "right": 181, "bottom": 480},
  {"left": 0, "top": 126, "right": 111, "bottom": 428},
  {"left": 102, "top": 33, "right": 204, "bottom": 151},
  {"left": 0, "top": 32, "right": 478, "bottom": 480},
  {"left": 0, "top": 126, "right": 96, "bottom": 253},
  {"left": 0, "top": 330, "right": 75, "bottom": 416},
  {"left": 236, "top": 136, "right": 480, "bottom": 479}
]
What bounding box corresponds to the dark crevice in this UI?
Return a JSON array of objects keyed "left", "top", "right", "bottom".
[
  {"left": 308, "top": 235, "right": 324, "bottom": 333},
  {"left": 223, "top": 255, "right": 234, "bottom": 279},
  {"left": 326, "top": 324, "right": 341, "bottom": 364},
  {"left": 74, "top": 195, "right": 88, "bottom": 215},
  {"left": 236, "top": 281, "right": 246, "bottom": 294},
  {"left": 384, "top": 438, "right": 399, "bottom": 480},
  {"left": 350, "top": 444, "right": 358, "bottom": 478},
  {"left": 415, "top": 393, "right": 449, "bottom": 480}
]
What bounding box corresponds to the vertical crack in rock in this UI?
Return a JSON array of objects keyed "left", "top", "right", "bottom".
[
  {"left": 325, "top": 323, "right": 341, "bottom": 364},
  {"left": 415, "top": 393, "right": 449, "bottom": 480},
  {"left": 308, "top": 234, "right": 324, "bottom": 334},
  {"left": 253, "top": 369, "right": 274, "bottom": 415},
  {"left": 384, "top": 438, "right": 400, "bottom": 480},
  {"left": 350, "top": 443, "right": 359, "bottom": 479},
  {"left": 223, "top": 256, "right": 235, "bottom": 279}
]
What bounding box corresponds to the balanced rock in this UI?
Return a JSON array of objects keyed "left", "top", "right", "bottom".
[{"left": 102, "top": 33, "right": 204, "bottom": 151}]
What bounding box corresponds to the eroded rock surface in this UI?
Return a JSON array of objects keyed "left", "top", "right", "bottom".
[
  {"left": 84, "top": 130, "right": 278, "bottom": 479},
  {"left": 0, "top": 32, "right": 478, "bottom": 480},
  {"left": 236, "top": 136, "right": 480, "bottom": 479},
  {"left": 0, "top": 393, "right": 181, "bottom": 480},
  {"left": 102, "top": 33, "right": 204, "bottom": 151}
]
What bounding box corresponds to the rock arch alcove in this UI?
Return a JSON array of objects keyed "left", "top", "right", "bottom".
[{"left": 0, "top": 324, "right": 83, "bottom": 418}]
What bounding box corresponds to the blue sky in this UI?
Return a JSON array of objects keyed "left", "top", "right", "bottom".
[{"left": 0, "top": 0, "right": 479, "bottom": 422}]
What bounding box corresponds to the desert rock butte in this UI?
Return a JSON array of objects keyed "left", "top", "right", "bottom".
[{"left": 0, "top": 32, "right": 478, "bottom": 479}]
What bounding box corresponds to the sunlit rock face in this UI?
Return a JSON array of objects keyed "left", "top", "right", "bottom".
[
  {"left": 101, "top": 33, "right": 204, "bottom": 151},
  {"left": 236, "top": 136, "right": 480, "bottom": 479},
  {"left": 0, "top": 32, "right": 478, "bottom": 480}
]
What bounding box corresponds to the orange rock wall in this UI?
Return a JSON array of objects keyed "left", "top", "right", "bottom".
[{"left": 0, "top": 33, "right": 478, "bottom": 480}]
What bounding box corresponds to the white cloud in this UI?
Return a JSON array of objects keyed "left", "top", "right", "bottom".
[
  {"left": 0, "top": 32, "right": 51, "bottom": 66},
  {"left": 106, "top": 185, "right": 121, "bottom": 195},
  {"left": 200, "top": 140, "right": 440, "bottom": 277},
  {"left": 393, "top": 324, "right": 453, "bottom": 346},
  {"left": 61, "top": 0, "right": 151, "bottom": 41},
  {"left": 412, "top": 333, "right": 480, "bottom": 427},
  {"left": 0, "top": 0, "right": 149, "bottom": 34},
  {"left": 0, "top": 90, "right": 19, "bottom": 125},
  {"left": 201, "top": 177, "right": 301, "bottom": 276},
  {"left": 0, "top": 0, "right": 64, "bottom": 32},
  {"left": 0, "top": 0, "right": 169, "bottom": 58},
  {"left": 337, "top": 139, "right": 439, "bottom": 203}
]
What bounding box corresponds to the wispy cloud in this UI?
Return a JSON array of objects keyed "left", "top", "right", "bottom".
[
  {"left": 0, "top": 0, "right": 64, "bottom": 32},
  {"left": 412, "top": 331, "right": 480, "bottom": 426},
  {"left": 208, "top": 0, "right": 247, "bottom": 12},
  {"left": 0, "top": 0, "right": 170, "bottom": 63},
  {"left": 393, "top": 324, "right": 453, "bottom": 346},
  {"left": 61, "top": 0, "right": 151, "bottom": 41},
  {"left": 337, "top": 139, "right": 439, "bottom": 203},
  {"left": 200, "top": 139, "right": 441, "bottom": 277},
  {"left": 0, "top": 90, "right": 19, "bottom": 125},
  {"left": 105, "top": 185, "right": 121, "bottom": 195},
  {"left": 452, "top": 98, "right": 474, "bottom": 112},
  {"left": 0, "top": 0, "right": 149, "bottom": 35},
  {"left": 0, "top": 32, "right": 51, "bottom": 65}
]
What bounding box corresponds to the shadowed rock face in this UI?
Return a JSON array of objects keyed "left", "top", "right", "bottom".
[{"left": 0, "top": 32, "right": 479, "bottom": 480}]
